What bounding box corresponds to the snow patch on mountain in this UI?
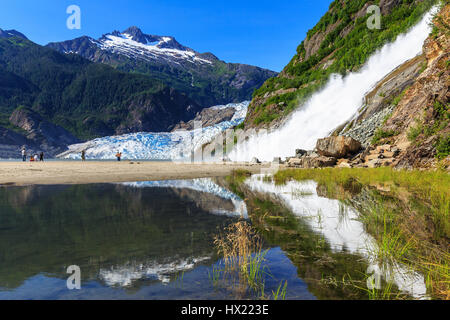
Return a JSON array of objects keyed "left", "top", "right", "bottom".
[{"left": 94, "top": 31, "right": 213, "bottom": 65}]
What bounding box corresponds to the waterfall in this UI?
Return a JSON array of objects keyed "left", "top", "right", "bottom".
[{"left": 230, "top": 7, "right": 437, "bottom": 162}]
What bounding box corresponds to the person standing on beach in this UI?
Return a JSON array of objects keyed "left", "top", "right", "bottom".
[
  {"left": 39, "top": 152, "right": 44, "bottom": 162},
  {"left": 21, "top": 148, "right": 26, "bottom": 162},
  {"left": 116, "top": 151, "right": 122, "bottom": 162},
  {"left": 81, "top": 150, "right": 86, "bottom": 161}
]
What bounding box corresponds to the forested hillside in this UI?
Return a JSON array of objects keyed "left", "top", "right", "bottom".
[{"left": 244, "top": 0, "right": 438, "bottom": 128}]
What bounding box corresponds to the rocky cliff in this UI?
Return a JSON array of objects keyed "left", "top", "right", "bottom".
[{"left": 373, "top": 3, "right": 449, "bottom": 168}]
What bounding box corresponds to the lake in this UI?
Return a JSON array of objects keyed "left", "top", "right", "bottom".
[{"left": 0, "top": 175, "right": 429, "bottom": 299}]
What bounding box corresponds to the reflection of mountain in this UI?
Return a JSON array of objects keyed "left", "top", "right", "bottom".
[
  {"left": 99, "top": 256, "right": 211, "bottom": 287},
  {"left": 0, "top": 181, "right": 241, "bottom": 290}
]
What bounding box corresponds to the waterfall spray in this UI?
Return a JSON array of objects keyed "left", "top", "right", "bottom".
[{"left": 230, "top": 7, "right": 437, "bottom": 162}]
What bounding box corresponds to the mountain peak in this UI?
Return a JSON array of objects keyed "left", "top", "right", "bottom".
[
  {"left": 122, "top": 26, "right": 147, "bottom": 44},
  {"left": 0, "top": 28, "right": 28, "bottom": 40}
]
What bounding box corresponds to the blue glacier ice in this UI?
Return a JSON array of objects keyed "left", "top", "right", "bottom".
[{"left": 58, "top": 101, "right": 248, "bottom": 160}]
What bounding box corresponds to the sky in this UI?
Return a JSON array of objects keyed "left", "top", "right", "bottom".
[{"left": 0, "top": 0, "right": 333, "bottom": 72}]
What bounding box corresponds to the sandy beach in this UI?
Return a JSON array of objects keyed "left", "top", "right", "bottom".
[{"left": 0, "top": 161, "right": 269, "bottom": 186}]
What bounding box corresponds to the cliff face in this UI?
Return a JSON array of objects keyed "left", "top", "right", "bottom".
[
  {"left": 333, "top": 4, "right": 449, "bottom": 169},
  {"left": 367, "top": 4, "right": 449, "bottom": 168},
  {"left": 243, "top": 0, "right": 437, "bottom": 129}
]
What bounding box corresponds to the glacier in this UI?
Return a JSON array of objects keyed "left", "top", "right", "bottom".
[{"left": 58, "top": 101, "right": 249, "bottom": 161}]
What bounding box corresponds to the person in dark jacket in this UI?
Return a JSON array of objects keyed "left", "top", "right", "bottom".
[{"left": 39, "top": 152, "right": 44, "bottom": 162}]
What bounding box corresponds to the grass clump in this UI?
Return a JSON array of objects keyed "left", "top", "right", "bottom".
[
  {"left": 213, "top": 220, "right": 278, "bottom": 299},
  {"left": 435, "top": 135, "right": 450, "bottom": 160}
]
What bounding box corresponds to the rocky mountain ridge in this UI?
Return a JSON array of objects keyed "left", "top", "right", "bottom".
[{"left": 47, "top": 26, "right": 278, "bottom": 108}]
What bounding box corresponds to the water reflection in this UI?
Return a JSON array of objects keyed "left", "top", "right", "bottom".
[
  {"left": 244, "top": 175, "right": 428, "bottom": 299},
  {"left": 0, "top": 180, "right": 241, "bottom": 293}
]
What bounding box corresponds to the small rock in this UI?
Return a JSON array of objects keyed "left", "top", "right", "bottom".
[
  {"left": 337, "top": 162, "right": 352, "bottom": 168},
  {"left": 295, "top": 149, "right": 308, "bottom": 157},
  {"left": 376, "top": 144, "right": 392, "bottom": 153},
  {"left": 251, "top": 157, "right": 261, "bottom": 164}
]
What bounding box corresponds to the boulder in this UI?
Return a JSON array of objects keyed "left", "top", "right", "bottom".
[
  {"left": 288, "top": 157, "right": 303, "bottom": 167},
  {"left": 316, "top": 136, "right": 361, "bottom": 158},
  {"left": 302, "top": 156, "right": 337, "bottom": 168}
]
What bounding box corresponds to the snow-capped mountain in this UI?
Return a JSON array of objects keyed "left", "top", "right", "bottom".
[
  {"left": 47, "top": 27, "right": 277, "bottom": 108},
  {"left": 64, "top": 26, "right": 214, "bottom": 67}
]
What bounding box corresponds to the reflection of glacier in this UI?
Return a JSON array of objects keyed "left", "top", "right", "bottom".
[
  {"left": 58, "top": 102, "right": 248, "bottom": 160},
  {"left": 99, "top": 256, "right": 211, "bottom": 287},
  {"left": 245, "top": 175, "right": 428, "bottom": 299},
  {"left": 122, "top": 178, "right": 248, "bottom": 218}
]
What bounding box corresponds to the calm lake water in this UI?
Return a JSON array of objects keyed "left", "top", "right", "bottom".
[{"left": 0, "top": 176, "right": 428, "bottom": 300}]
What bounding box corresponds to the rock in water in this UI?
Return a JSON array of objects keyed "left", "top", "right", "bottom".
[{"left": 316, "top": 136, "right": 361, "bottom": 158}]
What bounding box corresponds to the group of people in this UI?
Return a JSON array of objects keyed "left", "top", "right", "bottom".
[
  {"left": 20, "top": 147, "right": 122, "bottom": 162},
  {"left": 21, "top": 148, "right": 44, "bottom": 162}
]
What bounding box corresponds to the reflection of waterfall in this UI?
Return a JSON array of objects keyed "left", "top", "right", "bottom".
[
  {"left": 230, "top": 8, "right": 437, "bottom": 161},
  {"left": 245, "top": 175, "right": 428, "bottom": 299},
  {"left": 99, "top": 256, "right": 211, "bottom": 287},
  {"left": 121, "top": 178, "right": 248, "bottom": 218}
]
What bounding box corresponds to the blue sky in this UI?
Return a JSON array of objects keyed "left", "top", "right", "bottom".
[{"left": 0, "top": 0, "right": 332, "bottom": 71}]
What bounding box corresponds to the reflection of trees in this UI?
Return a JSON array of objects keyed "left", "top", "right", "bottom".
[{"left": 0, "top": 184, "right": 236, "bottom": 289}]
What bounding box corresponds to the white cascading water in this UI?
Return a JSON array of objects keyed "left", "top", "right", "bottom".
[{"left": 230, "top": 8, "right": 437, "bottom": 162}]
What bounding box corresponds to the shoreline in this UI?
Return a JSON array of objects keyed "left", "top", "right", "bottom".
[{"left": 0, "top": 161, "right": 268, "bottom": 186}]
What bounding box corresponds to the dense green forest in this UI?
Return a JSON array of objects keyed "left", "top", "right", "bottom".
[{"left": 0, "top": 36, "right": 201, "bottom": 140}]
